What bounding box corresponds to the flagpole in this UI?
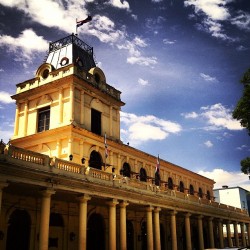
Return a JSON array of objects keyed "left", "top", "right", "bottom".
[{"left": 76, "top": 18, "right": 77, "bottom": 35}]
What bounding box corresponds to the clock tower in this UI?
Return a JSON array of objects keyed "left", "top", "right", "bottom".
[{"left": 11, "top": 34, "right": 125, "bottom": 165}]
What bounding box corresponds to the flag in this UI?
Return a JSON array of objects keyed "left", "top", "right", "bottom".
[
  {"left": 104, "top": 133, "right": 108, "bottom": 158},
  {"left": 76, "top": 15, "right": 92, "bottom": 27},
  {"left": 155, "top": 154, "right": 160, "bottom": 173}
]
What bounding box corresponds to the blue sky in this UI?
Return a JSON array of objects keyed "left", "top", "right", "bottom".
[{"left": 0, "top": 0, "right": 250, "bottom": 189}]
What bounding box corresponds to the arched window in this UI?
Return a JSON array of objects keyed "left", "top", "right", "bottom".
[
  {"left": 89, "top": 150, "right": 103, "bottom": 170},
  {"left": 189, "top": 184, "right": 194, "bottom": 195},
  {"left": 168, "top": 177, "right": 173, "bottom": 190},
  {"left": 139, "top": 168, "right": 147, "bottom": 182},
  {"left": 198, "top": 187, "right": 203, "bottom": 198},
  {"left": 179, "top": 181, "right": 184, "bottom": 192},
  {"left": 206, "top": 190, "right": 211, "bottom": 200},
  {"left": 121, "top": 162, "right": 131, "bottom": 177}
]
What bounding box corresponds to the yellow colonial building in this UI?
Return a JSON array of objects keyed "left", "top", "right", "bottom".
[{"left": 0, "top": 34, "right": 249, "bottom": 250}]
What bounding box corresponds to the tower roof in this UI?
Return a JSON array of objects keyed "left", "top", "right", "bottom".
[{"left": 46, "top": 34, "right": 96, "bottom": 71}]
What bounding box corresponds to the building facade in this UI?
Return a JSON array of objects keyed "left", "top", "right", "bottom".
[{"left": 0, "top": 34, "right": 250, "bottom": 250}]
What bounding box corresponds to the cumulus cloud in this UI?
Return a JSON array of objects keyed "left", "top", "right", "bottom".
[
  {"left": 118, "top": 36, "right": 158, "bottom": 67},
  {"left": 204, "top": 140, "right": 213, "bottom": 148},
  {"left": 200, "top": 73, "right": 217, "bottom": 82},
  {"left": 198, "top": 168, "right": 250, "bottom": 190},
  {"left": 106, "top": 0, "right": 130, "bottom": 11},
  {"left": 184, "top": 0, "right": 240, "bottom": 41},
  {"left": 138, "top": 78, "right": 149, "bottom": 86},
  {"left": 163, "top": 38, "right": 176, "bottom": 45},
  {"left": 182, "top": 111, "right": 198, "bottom": 119},
  {"left": 120, "top": 112, "right": 182, "bottom": 146},
  {"left": 0, "top": 91, "right": 15, "bottom": 104},
  {"left": 0, "top": 29, "right": 48, "bottom": 63},
  {"left": 182, "top": 103, "right": 243, "bottom": 131},
  {"left": 231, "top": 10, "right": 250, "bottom": 32}
]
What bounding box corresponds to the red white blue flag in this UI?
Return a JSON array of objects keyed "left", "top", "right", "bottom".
[{"left": 76, "top": 15, "right": 92, "bottom": 27}]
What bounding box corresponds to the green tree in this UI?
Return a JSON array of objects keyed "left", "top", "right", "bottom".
[
  {"left": 233, "top": 68, "right": 250, "bottom": 176},
  {"left": 232, "top": 68, "right": 250, "bottom": 134},
  {"left": 240, "top": 157, "right": 250, "bottom": 175}
]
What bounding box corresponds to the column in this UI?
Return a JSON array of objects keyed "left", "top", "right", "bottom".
[
  {"left": 197, "top": 215, "right": 204, "bottom": 250},
  {"left": 39, "top": 189, "right": 55, "bottom": 250},
  {"left": 154, "top": 207, "right": 161, "bottom": 250},
  {"left": 78, "top": 194, "right": 91, "bottom": 250},
  {"left": 80, "top": 90, "right": 85, "bottom": 125},
  {"left": 226, "top": 221, "right": 232, "bottom": 247},
  {"left": 107, "top": 199, "right": 118, "bottom": 250},
  {"left": 23, "top": 100, "right": 28, "bottom": 136},
  {"left": 14, "top": 102, "right": 19, "bottom": 136},
  {"left": 120, "top": 201, "right": 129, "bottom": 250},
  {"left": 234, "top": 222, "right": 239, "bottom": 247},
  {"left": 184, "top": 213, "right": 192, "bottom": 250},
  {"left": 208, "top": 217, "right": 215, "bottom": 248},
  {"left": 109, "top": 106, "right": 113, "bottom": 137},
  {"left": 0, "top": 182, "right": 8, "bottom": 215},
  {"left": 247, "top": 223, "right": 250, "bottom": 246},
  {"left": 241, "top": 223, "right": 246, "bottom": 247},
  {"left": 146, "top": 206, "right": 154, "bottom": 250},
  {"left": 58, "top": 88, "right": 63, "bottom": 124},
  {"left": 218, "top": 220, "right": 224, "bottom": 249},
  {"left": 170, "top": 210, "right": 178, "bottom": 250},
  {"left": 69, "top": 84, "right": 74, "bottom": 122}
]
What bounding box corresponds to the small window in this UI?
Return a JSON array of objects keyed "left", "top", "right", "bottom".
[
  {"left": 37, "top": 106, "right": 50, "bottom": 132},
  {"left": 207, "top": 190, "right": 211, "bottom": 200}
]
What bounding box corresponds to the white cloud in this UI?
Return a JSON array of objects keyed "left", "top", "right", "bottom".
[
  {"left": 201, "top": 103, "right": 243, "bottom": 131},
  {"left": 183, "top": 103, "right": 243, "bottom": 131},
  {"left": 204, "top": 140, "right": 213, "bottom": 148},
  {"left": 117, "top": 36, "right": 158, "bottom": 67},
  {"left": 0, "top": 91, "right": 15, "bottom": 104},
  {"left": 231, "top": 10, "right": 250, "bottom": 32},
  {"left": 121, "top": 112, "right": 182, "bottom": 146},
  {"left": 0, "top": 29, "right": 48, "bottom": 63},
  {"left": 184, "top": 0, "right": 238, "bottom": 41},
  {"left": 106, "top": 0, "right": 130, "bottom": 11},
  {"left": 198, "top": 168, "right": 250, "bottom": 190},
  {"left": 184, "top": 0, "right": 231, "bottom": 21},
  {"left": 138, "top": 78, "right": 149, "bottom": 86},
  {"left": 182, "top": 111, "right": 198, "bottom": 119},
  {"left": 200, "top": 73, "right": 217, "bottom": 82},
  {"left": 163, "top": 38, "right": 176, "bottom": 45}
]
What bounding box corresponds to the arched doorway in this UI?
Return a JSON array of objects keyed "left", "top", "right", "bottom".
[
  {"left": 87, "top": 213, "right": 105, "bottom": 250},
  {"left": 179, "top": 181, "right": 184, "bottom": 192},
  {"left": 139, "top": 168, "right": 147, "bottom": 182},
  {"left": 89, "top": 150, "right": 103, "bottom": 170},
  {"left": 6, "top": 209, "right": 31, "bottom": 250},
  {"left": 49, "top": 213, "right": 64, "bottom": 250},
  {"left": 127, "top": 220, "right": 134, "bottom": 250}
]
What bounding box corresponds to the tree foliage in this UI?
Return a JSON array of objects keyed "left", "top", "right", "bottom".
[
  {"left": 232, "top": 68, "right": 250, "bottom": 135},
  {"left": 240, "top": 157, "right": 250, "bottom": 175}
]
